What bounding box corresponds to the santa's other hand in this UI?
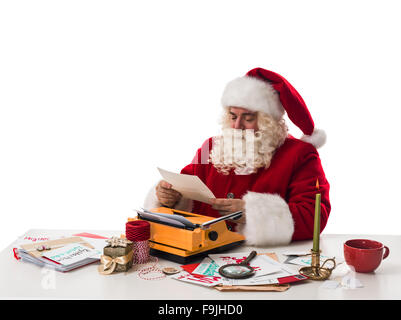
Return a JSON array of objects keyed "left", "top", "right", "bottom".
[{"left": 210, "top": 198, "right": 246, "bottom": 223}]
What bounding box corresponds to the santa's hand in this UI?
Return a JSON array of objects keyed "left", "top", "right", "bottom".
[
  {"left": 155, "top": 180, "right": 182, "bottom": 208},
  {"left": 210, "top": 198, "right": 246, "bottom": 223}
]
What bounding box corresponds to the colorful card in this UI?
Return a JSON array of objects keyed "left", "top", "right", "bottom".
[
  {"left": 180, "top": 263, "right": 199, "bottom": 274},
  {"left": 42, "top": 243, "right": 98, "bottom": 266},
  {"left": 285, "top": 254, "right": 338, "bottom": 267},
  {"left": 72, "top": 232, "right": 108, "bottom": 239},
  {"left": 172, "top": 271, "right": 222, "bottom": 287},
  {"left": 191, "top": 257, "right": 220, "bottom": 277},
  {"left": 277, "top": 274, "right": 309, "bottom": 284}
]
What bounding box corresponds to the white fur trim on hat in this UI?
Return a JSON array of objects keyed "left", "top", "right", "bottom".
[
  {"left": 221, "top": 76, "right": 285, "bottom": 120},
  {"left": 301, "top": 128, "right": 327, "bottom": 149},
  {"left": 237, "top": 191, "right": 294, "bottom": 246},
  {"left": 143, "top": 182, "right": 193, "bottom": 212}
]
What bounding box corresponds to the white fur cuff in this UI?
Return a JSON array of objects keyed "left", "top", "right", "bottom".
[
  {"left": 143, "top": 182, "right": 193, "bottom": 212},
  {"left": 238, "top": 192, "right": 294, "bottom": 246}
]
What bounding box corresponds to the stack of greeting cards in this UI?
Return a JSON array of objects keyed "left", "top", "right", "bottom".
[{"left": 13, "top": 232, "right": 108, "bottom": 272}]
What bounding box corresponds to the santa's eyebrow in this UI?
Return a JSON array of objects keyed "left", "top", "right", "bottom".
[{"left": 229, "top": 112, "right": 256, "bottom": 117}]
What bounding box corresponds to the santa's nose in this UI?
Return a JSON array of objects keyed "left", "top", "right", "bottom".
[{"left": 233, "top": 118, "right": 244, "bottom": 129}]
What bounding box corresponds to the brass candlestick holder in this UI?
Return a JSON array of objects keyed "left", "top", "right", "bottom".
[{"left": 299, "top": 250, "right": 336, "bottom": 281}]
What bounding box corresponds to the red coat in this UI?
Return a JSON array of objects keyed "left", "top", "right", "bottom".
[
  {"left": 144, "top": 135, "right": 330, "bottom": 246},
  {"left": 179, "top": 135, "right": 330, "bottom": 245}
]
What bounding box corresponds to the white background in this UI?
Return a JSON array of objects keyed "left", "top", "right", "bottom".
[{"left": 1, "top": 0, "right": 400, "bottom": 251}]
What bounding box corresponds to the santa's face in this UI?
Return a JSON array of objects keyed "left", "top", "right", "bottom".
[
  {"left": 209, "top": 108, "right": 288, "bottom": 175},
  {"left": 229, "top": 107, "right": 259, "bottom": 131}
]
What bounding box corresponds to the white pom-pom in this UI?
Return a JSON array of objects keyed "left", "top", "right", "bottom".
[{"left": 301, "top": 129, "right": 327, "bottom": 149}]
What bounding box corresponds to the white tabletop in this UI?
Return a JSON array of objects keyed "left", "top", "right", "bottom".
[{"left": 1, "top": 229, "right": 399, "bottom": 300}]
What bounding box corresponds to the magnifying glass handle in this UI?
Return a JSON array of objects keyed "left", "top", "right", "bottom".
[{"left": 242, "top": 251, "right": 257, "bottom": 265}]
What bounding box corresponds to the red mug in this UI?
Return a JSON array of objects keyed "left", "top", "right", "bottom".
[{"left": 343, "top": 239, "right": 390, "bottom": 273}]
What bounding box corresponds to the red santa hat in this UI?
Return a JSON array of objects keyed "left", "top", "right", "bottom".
[{"left": 221, "top": 67, "right": 326, "bottom": 148}]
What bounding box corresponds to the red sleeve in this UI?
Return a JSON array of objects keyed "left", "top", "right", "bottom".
[{"left": 287, "top": 145, "right": 331, "bottom": 241}]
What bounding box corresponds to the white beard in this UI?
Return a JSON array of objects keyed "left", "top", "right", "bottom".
[{"left": 209, "top": 128, "right": 278, "bottom": 175}]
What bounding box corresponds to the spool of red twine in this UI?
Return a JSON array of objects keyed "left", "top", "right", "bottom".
[{"left": 126, "top": 220, "right": 151, "bottom": 264}]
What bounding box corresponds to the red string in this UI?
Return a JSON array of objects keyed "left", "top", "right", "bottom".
[
  {"left": 126, "top": 220, "right": 150, "bottom": 241},
  {"left": 126, "top": 220, "right": 151, "bottom": 264},
  {"left": 137, "top": 256, "right": 166, "bottom": 281}
]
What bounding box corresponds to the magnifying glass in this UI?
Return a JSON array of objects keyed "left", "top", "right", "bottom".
[{"left": 218, "top": 251, "right": 257, "bottom": 279}]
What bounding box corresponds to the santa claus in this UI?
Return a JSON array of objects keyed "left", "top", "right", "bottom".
[{"left": 144, "top": 68, "right": 330, "bottom": 246}]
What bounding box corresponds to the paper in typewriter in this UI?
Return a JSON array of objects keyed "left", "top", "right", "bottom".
[{"left": 157, "top": 167, "right": 215, "bottom": 204}]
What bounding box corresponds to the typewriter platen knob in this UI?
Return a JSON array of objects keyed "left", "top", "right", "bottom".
[{"left": 208, "top": 231, "right": 218, "bottom": 241}]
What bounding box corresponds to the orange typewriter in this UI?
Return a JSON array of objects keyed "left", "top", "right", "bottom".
[{"left": 128, "top": 207, "right": 245, "bottom": 263}]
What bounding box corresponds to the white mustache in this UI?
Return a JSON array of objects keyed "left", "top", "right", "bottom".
[
  {"left": 221, "top": 129, "right": 257, "bottom": 165},
  {"left": 210, "top": 128, "right": 262, "bottom": 168}
]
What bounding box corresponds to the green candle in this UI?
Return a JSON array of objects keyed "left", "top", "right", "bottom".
[{"left": 312, "top": 180, "right": 321, "bottom": 252}]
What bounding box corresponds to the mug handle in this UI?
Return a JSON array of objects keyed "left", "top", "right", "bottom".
[{"left": 383, "top": 246, "right": 390, "bottom": 260}]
